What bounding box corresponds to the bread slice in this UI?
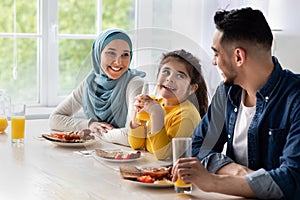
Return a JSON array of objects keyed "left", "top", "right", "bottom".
[
  {"left": 119, "top": 164, "right": 142, "bottom": 180},
  {"left": 95, "top": 149, "right": 116, "bottom": 159}
]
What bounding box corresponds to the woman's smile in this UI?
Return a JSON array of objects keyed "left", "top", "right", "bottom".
[{"left": 109, "top": 65, "right": 123, "bottom": 72}]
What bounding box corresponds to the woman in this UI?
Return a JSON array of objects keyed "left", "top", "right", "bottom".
[
  {"left": 129, "top": 49, "right": 208, "bottom": 160},
  {"left": 49, "top": 28, "right": 145, "bottom": 146}
]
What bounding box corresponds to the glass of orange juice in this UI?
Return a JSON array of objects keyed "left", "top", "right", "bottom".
[
  {"left": 136, "top": 82, "right": 159, "bottom": 123},
  {"left": 0, "top": 90, "right": 10, "bottom": 133},
  {"left": 0, "top": 116, "right": 8, "bottom": 133},
  {"left": 172, "top": 137, "right": 192, "bottom": 193},
  {"left": 10, "top": 103, "right": 26, "bottom": 143}
]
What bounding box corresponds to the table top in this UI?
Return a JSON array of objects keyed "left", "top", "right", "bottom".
[{"left": 0, "top": 119, "right": 244, "bottom": 200}]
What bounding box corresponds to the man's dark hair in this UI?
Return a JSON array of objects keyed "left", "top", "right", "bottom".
[{"left": 214, "top": 7, "right": 273, "bottom": 50}]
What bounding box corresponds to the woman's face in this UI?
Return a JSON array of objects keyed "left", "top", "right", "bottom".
[
  {"left": 100, "top": 39, "right": 131, "bottom": 80},
  {"left": 157, "top": 59, "right": 196, "bottom": 106}
]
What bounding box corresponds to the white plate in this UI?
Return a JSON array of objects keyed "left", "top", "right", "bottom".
[
  {"left": 92, "top": 149, "right": 142, "bottom": 163},
  {"left": 42, "top": 132, "right": 97, "bottom": 147},
  {"left": 126, "top": 179, "right": 173, "bottom": 188},
  {"left": 50, "top": 139, "right": 97, "bottom": 147}
]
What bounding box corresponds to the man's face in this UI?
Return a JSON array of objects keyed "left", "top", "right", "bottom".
[{"left": 211, "top": 30, "right": 237, "bottom": 85}]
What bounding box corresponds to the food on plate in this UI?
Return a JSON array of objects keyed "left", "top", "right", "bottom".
[
  {"left": 42, "top": 129, "right": 95, "bottom": 143},
  {"left": 119, "top": 164, "right": 173, "bottom": 184},
  {"left": 137, "top": 175, "right": 155, "bottom": 183},
  {"left": 119, "top": 164, "right": 142, "bottom": 179},
  {"left": 141, "top": 167, "right": 171, "bottom": 180},
  {"left": 153, "top": 179, "right": 173, "bottom": 185},
  {"left": 95, "top": 149, "right": 141, "bottom": 160}
]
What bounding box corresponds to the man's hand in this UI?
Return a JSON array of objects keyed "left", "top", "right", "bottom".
[
  {"left": 172, "top": 157, "right": 214, "bottom": 192},
  {"left": 216, "top": 162, "right": 254, "bottom": 176},
  {"left": 172, "top": 157, "right": 256, "bottom": 197}
]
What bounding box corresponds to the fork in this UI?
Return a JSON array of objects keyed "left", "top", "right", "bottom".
[{"left": 76, "top": 150, "right": 94, "bottom": 156}]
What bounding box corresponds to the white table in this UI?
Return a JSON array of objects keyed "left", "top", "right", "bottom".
[{"left": 0, "top": 119, "right": 244, "bottom": 200}]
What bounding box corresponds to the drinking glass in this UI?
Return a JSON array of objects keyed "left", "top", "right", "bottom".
[
  {"left": 0, "top": 115, "right": 8, "bottom": 134},
  {"left": 10, "top": 103, "right": 26, "bottom": 143},
  {"left": 0, "top": 89, "right": 10, "bottom": 133},
  {"left": 136, "top": 82, "right": 159, "bottom": 122},
  {"left": 172, "top": 137, "right": 192, "bottom": 193},
  {"left": 0, "top": 104, "right": 8, "bottom": 133}
]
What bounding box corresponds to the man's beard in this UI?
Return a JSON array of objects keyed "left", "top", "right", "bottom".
[
  {"left": 224, "top": 77, "right": 235, "bottom": 85},
  {"left": 222, "top": 67, "right": 236, "bottom": 86}
]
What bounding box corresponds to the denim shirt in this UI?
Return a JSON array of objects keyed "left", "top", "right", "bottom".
[{"left": 192, "top": 57, "right": 300, "bottom": 199}]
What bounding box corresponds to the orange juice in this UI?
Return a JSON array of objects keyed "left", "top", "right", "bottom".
[
  {"left": 172, "top": 138, "right": 192, "bottom": 193},
  {"left": 135, "top": 95, "right": 156, "bottom": 122},
  {"left": 136, "top": 111, "right": 150, "bottom": 121},
  {"left": 11, "top": 116, "right": 25, "bottom": 140},
  {"left": 174, "top": 178, "right": 192, "bottom": 193},
  {"left": 0, "top": 117, "right": 8, "bottom": 133}
]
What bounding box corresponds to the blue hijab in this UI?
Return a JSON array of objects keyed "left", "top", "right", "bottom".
[{"left": 82, "top": 28, "right": 145, "bottom": 128}]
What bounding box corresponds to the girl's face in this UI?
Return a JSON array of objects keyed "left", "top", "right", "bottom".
[
  {"left": 157, "top": 59, "right": 197, "bottom": 106},
  {"left": 100, "top": 39, "right": 131, "bottom": 80}
]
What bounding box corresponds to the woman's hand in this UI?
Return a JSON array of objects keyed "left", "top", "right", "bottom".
[{"left": 89, "top": 121, "right": 114, "bottom": 134}]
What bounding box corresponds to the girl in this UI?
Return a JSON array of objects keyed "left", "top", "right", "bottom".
[{"left": 129, "top": 49, "right": 208, "bottom": 159}]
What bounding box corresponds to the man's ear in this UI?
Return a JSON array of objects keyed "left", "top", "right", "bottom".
[{"left": 235, "top": 47, "right": 246, "bottom": 67}]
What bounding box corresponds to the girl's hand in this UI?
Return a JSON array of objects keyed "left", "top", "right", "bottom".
[
  {"left": 134, "top": 94, "right": 159, "bottom": 114},
  {"left": 130, "top": 109, "right": 145, "bottom": 128},
  {"left": 133, "top": 94, "right": 164, "bottom": 133}
]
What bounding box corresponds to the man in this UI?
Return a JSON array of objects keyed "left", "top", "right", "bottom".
[{"left": 172, "top": 7, "right": 300, "bottom": 199}]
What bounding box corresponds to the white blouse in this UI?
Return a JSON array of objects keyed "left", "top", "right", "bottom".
[{"left": 49, "top": 76, "right": 144, "bottom": 146}]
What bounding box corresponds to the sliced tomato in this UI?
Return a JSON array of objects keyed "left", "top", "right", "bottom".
[
  {"left": 124, "top": 154, "right": 131, "bottom": 160},
  {"left": 50, "top": 133, "right": 65, "bottom": 139},
  {"left": 137, "top": 175, "right": 155, "bottom": 183},
  {"left": 115, "top": 154, "right": 123, "bottom": 160}
]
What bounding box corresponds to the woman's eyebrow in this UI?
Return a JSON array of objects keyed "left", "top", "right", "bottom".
[
  {"left": 107, "top": 47, "right": 116, "bottom": 51},
  {"left": 107, "top": 47, "right": 130, "bottom": 53}
]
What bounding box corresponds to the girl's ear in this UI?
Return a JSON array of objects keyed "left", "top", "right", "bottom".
[{"left": 189, "top": 84, "right": 198, "bottom": 95}]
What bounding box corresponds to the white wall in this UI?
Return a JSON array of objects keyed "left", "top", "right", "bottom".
[
  {"left": 170, "top": 0, "right": 300, "bottom": 74},
  {"left": 171, "top": 0, "right": 222, "bottom": 99},
  {"left": 268, "top": 1, "right": 300, "bottom": 73},
  {"left": 134, "top": 0, "right": 300, "bottom": 97},
  {"left": 273, "top": 32, "right": 300, "bottom": 73}
]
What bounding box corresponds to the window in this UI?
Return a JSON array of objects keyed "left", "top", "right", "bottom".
[
  {"left": 0, "top": 0, "right": 39, "bottom": 104},
  {"left": 1, "top": 0, "right": 226, "bottom": 111},
  {"left": 0, "top": 0, "right": 135, "bottom": 107}
]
